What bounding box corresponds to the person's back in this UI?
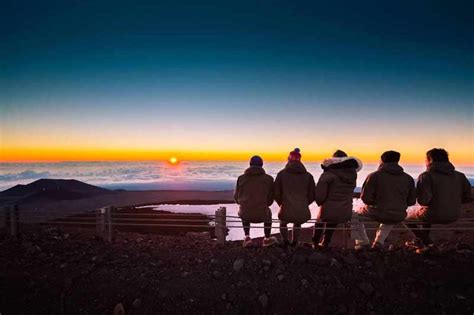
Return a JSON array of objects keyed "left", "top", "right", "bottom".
[
  {"left": 275, "top": 160, "right": 315, "bottom": 224},
  {"left": 313, "top": 150, "right": 362, "bottom": 249},
  {"left": 234, "top": 155, "right": 277, "bottom": 247},
  {"left": 406, "top": 148, "right": 472, "bottom": 248},
  {"left": 235, "top": 165, "right": 274, "bottom": 223},
  {"left": 274, "top": 148, "right": 316, "bottom": 246},
  {"left": 354, "top": 150, "right": 416, "bottom": 250},
  {"left": 416, "top": 152, "right": 471, "bottom": 224},
  {"left": 361, "top": 162, "right": 416, "bottom": 223}
]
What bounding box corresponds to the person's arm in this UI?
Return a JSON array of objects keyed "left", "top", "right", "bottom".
[
  {"left": 315, "top": 173, "right": 331, "bottom": 206},
  {"left": 307, "top": 174, "right": 316, "bottom": 205},
  {"left": 461, "top": 173, "right": 472, "bottom": 204},
  {"left": 266, "top": 176, "right": 275, "bottom": 206},
  {"left": 233, "top": 177, "right": 240, "bottom": 204},
  {"left": 274, "top": 172, "right": 283, "bottom": 206},
  {"left": 361, "top": 173, "right": 376, "bottom": 205},
  {"left": 416, "top": 172, "right": 432, "bottom": 206},
  {"left": 407, "top": 176, "right": 416, "bottom": 206}
]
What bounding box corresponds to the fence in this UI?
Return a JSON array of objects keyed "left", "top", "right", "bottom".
[{"left": 2, "top": 204, "right": 474, "bottom": 248}]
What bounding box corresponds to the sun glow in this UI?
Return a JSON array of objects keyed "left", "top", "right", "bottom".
[{"left": 168, "top": 156, "right": 179, "bottom": 165}]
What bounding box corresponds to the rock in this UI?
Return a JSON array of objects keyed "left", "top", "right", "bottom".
[
  {"left": 307, "top": 253, "right": 328, "bottom": 266},
  {"left": 343, "top": 254, "right": 359, "bottom": 265},
  {"left": 210, "top": 259, "right": 218, "bottom": 265},
  {"left": 330, "top": 258, "right": 341, "bottom": 268},
  {"left": 113, "top": 303, "right": 125, "bottom": 315},
  {"left": 277, "top": 274, "right": 285, "bottom": 281},
  {"left": 262, "top": 260, "right": 272, "bottom": 266},
  {"left": 221, "top": 293, "right": 227, "bottom": 300},
  {"left": 213, "top": 271, "right": 222, "bottom": 279},
  {"left": 159, "top": 289, "right": 169, "bottom": 298},
  {"left": 263, "top": 266, "right": 270, "bottom": 272},
  {"left": 293, "top": 254, "right": 306, "bottom": 264},
  {"left": 358, "top": 282, "right": 374, "bottom": 296},
  {"left": 60, "top": 263, "right": 68, "bottom": 268},
  {"left": 301, "top": 279, "right": 309, "bottom": 286},
  {"left": 258, "top": 293, "right": 268, "bottom": 308},
  {"left": 455, "top": 294, "right": 466, "bottom": 300},
  {"left": 233, "top": 259, "right": 245, "bottom": 272},
  {"left": 132, "top": 298, "right": 141, "bottom": 308}
]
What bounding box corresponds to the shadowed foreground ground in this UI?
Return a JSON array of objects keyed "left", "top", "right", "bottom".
[{"left": 1, "top": 226, "right": 473, "bottom": 315}]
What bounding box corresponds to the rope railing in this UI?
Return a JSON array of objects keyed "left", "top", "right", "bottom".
[{"left": 2, "top": 205, "right": 474, "bottom": 246}]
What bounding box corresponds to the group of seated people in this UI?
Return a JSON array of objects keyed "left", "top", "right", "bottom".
[{"left": 233, "top": 148, "right": 472, "bottom": 250}]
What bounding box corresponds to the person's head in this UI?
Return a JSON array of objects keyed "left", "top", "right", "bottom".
[
  {"left": 249, "top": 155, "right": 263, "bottom": 167},
  {"left": 333, "top": 150, "right": 348, "bottom": 158},
  {"left": 380, "top": 150, "right": 400, "bottom": 164},
  {"left": 288, "top": 148, "right": 301, "bottom": 162},
  {"left": 426, "top": 148, "right": 449, "bottom": 166}
]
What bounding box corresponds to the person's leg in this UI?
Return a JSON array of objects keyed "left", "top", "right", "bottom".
[
  {"left": 420, "top": 223, "right": 433, "bottom": 245},
  {"left": 374, "top": 224, "right": 394, "bottom": 245},
  {"left": 292, "top": 224, "right": 301, "bottom": 244},
  {"left": 242, "top": 219, "right": 250, "bottom": 237},
  {"left": 280, "top": 221, "right": 289, "bottom": 243},
  {"left": 351, "top": 211, "right": 370, "bottom": 249},
  {"left": 321, "top": 223, "right": 337, "bottom": 247},
  {"left": 312, "top": 222, "right": 324, "bottom": 245},
  {"left": 264, "top": 220, "right": 272, "bottom": 238}
]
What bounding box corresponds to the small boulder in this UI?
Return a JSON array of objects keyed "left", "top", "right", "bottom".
[
  {"left": 233, "top": 259, "right": 245, "bottom": 272},
  {"left": 258, "top": 293, "right": 269, "bottom": 308}
]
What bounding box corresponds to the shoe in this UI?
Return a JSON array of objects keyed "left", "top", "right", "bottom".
[
  {"left": 405, "top": 239, "right": 424, "bottom": 249},
  {"left": 289, "top": 240, "right": 297, "bottom": 247},
  {"left": 242, "top": 236, "right": 252, "bottom": 248},
  {"left": 263, "top": 236, "right": 278, "bottom": 247},
  {"left": 371, "top": 242, "right": 383, "bottom": 251}
]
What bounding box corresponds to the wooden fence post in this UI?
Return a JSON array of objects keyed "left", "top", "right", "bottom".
[
  {"left": 96, "top": 207, "right": 106, "bottom": 239},
  {"left": 106, "top": 206, "right": 114, "bottom": 243},
  {"left": 10, "top": 204, "right": 18, "bottom": 237},
  {"left": 215, "top": 207, "right": 227, "bottom": 245},
  {"left": 0, "top": 206, "right": 7, "bottom": 231}
]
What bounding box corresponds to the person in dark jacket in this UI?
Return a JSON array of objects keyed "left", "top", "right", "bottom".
[
  {"left": 406, "top": 148, "right": 472, "bottom": 247},
  {"left": 354, "top": 151, "right": 416, "bottom": 250},
  {"left": 234, "top": 155, "right": 278, "bottom": 247},
  {"left": 274, "top": 148, "right": 316, "bottom": 247},
  {"left": 313, "top": 150, "right": 363, "bottom": 250}
]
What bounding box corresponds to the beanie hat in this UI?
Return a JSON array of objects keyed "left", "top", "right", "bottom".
[
  {"left": 249, "top": 155, "right": 263, "bottom": 167},
  {"left": 381, "top": 150, "right": 401, "bottom": 163},
  {"left": 333, "top": 150, "right": 348, "bottom": 158},
  {"left": 288, "top": 148, "right": 301, "bottom": 162}
]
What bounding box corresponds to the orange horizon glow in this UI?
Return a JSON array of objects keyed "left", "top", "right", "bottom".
[{"left": 1, "top": 147, "right": 473, "bottom": 165}]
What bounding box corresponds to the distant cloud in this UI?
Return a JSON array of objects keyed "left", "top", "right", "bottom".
[{"left": 0, "top": 170, "right": 51, "bottom": 181}]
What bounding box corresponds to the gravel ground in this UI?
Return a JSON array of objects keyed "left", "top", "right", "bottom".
[{"left": 1, "top": 226, "right": 473, "bottom": 315}]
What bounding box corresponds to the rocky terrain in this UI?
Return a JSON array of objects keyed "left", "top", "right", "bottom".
[{"left": 1, "top": 226, "right": 473, "bottom": 315}]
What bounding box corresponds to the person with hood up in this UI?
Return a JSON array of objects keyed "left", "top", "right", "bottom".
[
  {"left": 313, "top": 150, "right": 362, "bottom": 250},
  {"left": 234, "top": 155, "right": 278, "bottom": 248},
  {"left": 274, "top": 148, "right": 316, "bottom": 247},
  {"left": 354, "top": 150, "right": 416, "bottom": 250},
  {"left": 406, "top": 148, "right": 472, "bottom": 249}
]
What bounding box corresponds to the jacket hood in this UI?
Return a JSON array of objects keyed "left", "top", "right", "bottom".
[
  {"left": 428, "top": 162, "right": 455, "bottom": 175},
  {"left": 378, "top": 162, "right": 404, "bottom": 175},
  {"left": 284, "top": 161, "right": 307, "bottom": 174},
  {"left": 322, "top": 156, "right": 363, "bottom": 172},
  {"left": 328, "top": 168, "right": 357, "bottom": 184},
  {"left": 244, "top": 166, "right": 266, "bottom": 176}
]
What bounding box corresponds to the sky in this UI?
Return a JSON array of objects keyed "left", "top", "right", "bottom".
[{"left": 1, "top": 0, "right": 473, "bottom": 164}]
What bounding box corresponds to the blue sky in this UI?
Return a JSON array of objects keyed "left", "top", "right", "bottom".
[{"left": 1, "top": 0, "right": 473, "bottom": 163}]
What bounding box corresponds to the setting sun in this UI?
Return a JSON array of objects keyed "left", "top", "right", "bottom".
[{"left": 168, "top": 157, "right": 178, "bottom": 165}]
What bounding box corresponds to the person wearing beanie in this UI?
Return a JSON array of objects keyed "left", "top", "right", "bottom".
[
  {"left": 313, "top": 150, "right": 363, "bottom": 250},
  {"left": 274, "top": 148, "right": 316, "bottom": 247},
  {"left": 234, "top": 155, "right": 278, "bottom": 248},
  {"left": 353, "top": 150, "right": 416, "bottom": 250},
  {"left": 405, "top": 148, "right": 471, "bottom": 250}
]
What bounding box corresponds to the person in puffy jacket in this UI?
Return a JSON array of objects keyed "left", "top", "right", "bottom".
[
  {"left": 274, "top": 148, "right": 316, "bottom": 247},
  {"left": 313, "top": 150, "right": 362, "bottom": 250},
  {"left": 406, "top": 148, "right": 472, "bottom": 248},
  {"left": 354, "top": 151, "right": 416, "bottom": 250},
  {"left": 234, "top": 155, "right": 278, "bottom": 248}
]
